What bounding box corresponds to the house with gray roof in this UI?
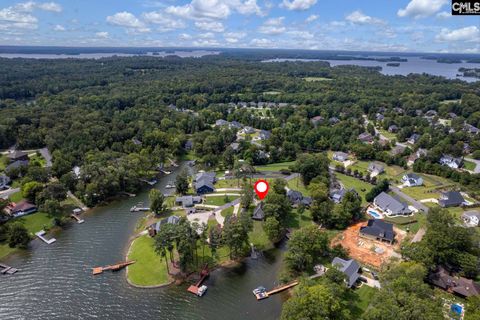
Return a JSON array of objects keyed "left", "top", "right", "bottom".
[
  {"left": 175, "top": 195, "right": 202, "bottom": 207},
  {"left": 194, "top": 172, "right": 216, "bottom": 195},
  {"left": 287, "top": 190, "right": 312, "bottom": 207},
  {"left": 388, "top": 125, "right": 399, "bottom": 133},
  {"left": 5, "top": 160, "right": 29, "bottom": 173},
  {"left": 368, "top": 162, "right": 384, "bottom": 176},
  {"left": 252, "top": 202, "right": 265, "bottom": 221},
  {"left": 242, "top": 126, "right": 255, "bottom": 134},
  {"left": 391, "top": 145, "right": 406, "bottom": 156},
  {"left": 229, "top": 121, "right": 243, "bottom": 129},
  {"left": 438, "top": 191, "right": 465, "bottom": 208},
  {"left": 333, "top": 152, "right": 349, "bottom": 162},
  {"left": 148, "top": 215, "right": 181, "bottom": 236},
  {"left": 407, "top": 133, "right": 421, "bottom": 145},
  {"left": 373, "top": 192, "right": 411, "bottom": 217},
  {"left": 258, "top": 130, "right": 271, "bottom": 140},
  {"left": 402, "top": 173, "right": 423, "bottom": 187},
  {"left": 229, "top": 142, "right": 240, "bottom": 152},
  {"left": 464, "top": 123, "right": 479, "bottom": 135},
  {"left": 215, "top": 119, "right": 229, "bottom": 127},
  {"left": 7, "top": 150, "right": 29, "bottom": 162},
  {"left": 360, "top": 219, "right": 395, "bottom": 244},
  {"left": 332, "top": 257, "right": 361, "bottom": 288},
  {"left": 462, "top": 211, "right": 480, "bottom": 227},
  {"left": 358, "top": 132, "right": 374, "bottom": 144},
  {"left": 329, "top": 117, "right": 340, "bottom": 124}
]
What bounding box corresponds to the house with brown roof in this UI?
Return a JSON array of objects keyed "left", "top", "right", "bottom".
[
  {"left": 5, "top": 200, "right": 38, "bottom": 218},
  {"left": 429, "top": 267, "right": 480, "bottom": 298}
]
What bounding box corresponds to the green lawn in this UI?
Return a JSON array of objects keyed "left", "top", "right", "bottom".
[
  {"left": 215, "top": 178, "right": 243, "bottom": 189},
  {"left": 464, "top": 160, "right": 476, "bottom": 171},
  {"left": 205, "top": 195, "right": 236, "bottom": 206},
  {"left": 287, "top": 176, "right": 310, "bottom": 196},
  {"left": 221, "top": 206, "right": 234, "bottom": 218},
  {"left": 8, "top": 191, "right": 25, "bottom": 203},
  {"left": 384, "top": 212, "right": 426, "bottom": 233},
  {"left": 248, "top": 220, "right": 273, "bottom": 250},
  {"left": 29, "top": 154, "right": 46, "bottom": 167},
  {"left": 0, "top": 155, "right": 7, "bottom": 171},
  {"left": 285, "top": 209, "right": 313, "bottom": 229},
  {"left": 127, "top": 235, "right": 171, "bottom": 286},
  {"left": 10, "top": 212, "right": 54, "bottom": 235},
  {"left": 0, "top": 242, "right": 19, "bottom": 260},
  {"left": 378, "top": 129, "right": 397, "bottom": 140},
  {"left": 254, "top": 161, "right": 295, "bottom": 172},
  {"left": 349, "top": 160, "right": 406, "bottom": 183},
  {"left": 334, "top": 173, "right": 373, "bottom": 205},
  {"left": 350, "top": 286, "right": 377, "bottom": 317}
]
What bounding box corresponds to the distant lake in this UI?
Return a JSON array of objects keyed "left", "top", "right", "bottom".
[
  {"left": 0, "top": 50, "right": 219, "bottom": 59},
  {"left": 263, "top": 56, "right": 480, "bottom": 82}
]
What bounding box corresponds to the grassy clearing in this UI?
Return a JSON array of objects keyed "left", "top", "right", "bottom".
[
  {"left": 127, "top": 235, "right": 171, "bottom": 286},
  {"left": 350, "top": 285, "right": 377, "bottom": 317},
  {"left": 303, "top": 77, "right": 332, "bottom": 82},
  {"left": 0, "top": 155, "right": 7, "bottom": 171},
  {"left": 464, "top": 160, "right": 476, "bottom": 171},
  {"left": 215, "top": 179, "right": 242, "bottom": 189},
  {"left": 204, "top": 195, "right": 233, "bottom": 206},
  {"left": 400, "top": 186, "right": 440, "bottom": 200},
  {"left": 378, "top": 129, "right": 397, "bottom": 140},
  {"left": 334, "top": 173, "right": 373, "bottom": 205},
  {"left": 0, "top": 242, "right": 19, "bottom": 260},
  {"left": 10, "top": 212, "right": 53, "bottom": 235},
  {"left": 384, "top": 212, "right": 426, "bottom": 233},
  {"left": 350, "top": 160, "right": 406, "bottom": 183},
  {"left": 248, "top": 220, "right": 273, "bottom": 250},
  {"left": 285, "top": 208, "right": 313, "bottom": 229},
  {"left": 287, "top": 176, "right": 309, "bottom": 196},
  {"left": 254, "top": 161, "right": 295, "bottom": 172},
  {"left": 8, "top": 191, "right": 25, "bottom": 203}
]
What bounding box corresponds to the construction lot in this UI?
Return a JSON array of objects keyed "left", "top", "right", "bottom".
[{"left": 331, "top": 221, "right": 407, "bottom": 269}]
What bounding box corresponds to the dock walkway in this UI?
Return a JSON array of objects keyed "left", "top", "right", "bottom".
[
  {"left": 70, "top": 214, "right": 85, "bottom": 224},
  {"left": 0, "top": 263, "right": 19, "bottom": 274},
  {"left": 92, "top": 261, "right": 135, "bottom": 275},
  {"left": 35, "top": 230, "right": 56, "bottom": 244}
]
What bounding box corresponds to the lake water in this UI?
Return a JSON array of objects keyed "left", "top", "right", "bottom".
[
  {"left": 0, "top": 50, "right": 220, "bottom": 59},
  {"left": 0, "top": 162, "right": 284, "bottom": 320},
  {"left": 263, "top": 56, "right": 480, "bottom": 82}
]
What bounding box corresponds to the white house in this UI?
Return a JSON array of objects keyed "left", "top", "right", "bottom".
[
  {"left": 439, "top": 155, "right": 463, "bottom": 169},
  {"left": 402, "top": 173, "right": 423, "bottom": 187},
  {"left": 333, "top": 152, "right": 349, "bottom": 162},
  {"left": 462, "top": 211, "right": 480, "bottom": 227}
]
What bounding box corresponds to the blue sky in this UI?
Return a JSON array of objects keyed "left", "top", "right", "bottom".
[{"left": 0, "top": 0, "right": 479, "bottom": 52}]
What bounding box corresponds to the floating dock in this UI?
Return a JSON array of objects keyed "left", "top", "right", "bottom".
[
  {"left": 70, "top": 214, "right": 84, "bottom": 224},
  {"left": 92, "top": 260, "right": 135, "bottom": 275},
  {"left": 187, "top": 267, "right": 209, "bottom": 296},
  {"left": 0, "top": 263, "right": 19, "bottom": 275},
  {"left": 35, "top": 230, "right": 56, "bottom": 244},
  {"left": 130, "top": 206, "right": 149, "bottom": 212}
]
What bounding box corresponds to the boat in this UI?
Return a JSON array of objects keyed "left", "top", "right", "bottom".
[
  {"left": 160, "top": 170, "right": 171, "bottom": 175},
  {"left": 252, "top": 286, "right": 268, "bottom": 300},
  {"left": 165, "top": 182, "right": 175, "bottom": 189},
  {"left": 197, "top": 285, "right": 208, "bottom": 296}
]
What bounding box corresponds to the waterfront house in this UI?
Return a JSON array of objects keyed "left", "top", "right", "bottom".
[
  {"left": 333, "top": 151, "right": 349, "bottom": 162},
  {"left": 0, "top": 174, "right": 11, "bottom": 190},
  {"left": 175, "top": 195, "right": 202, "bottom": 207},
  {"left": 402, "top": 173, "right": 423, "bottom": 187},
  {"left": 407, "top": 133, "right": 421, "bottom": 145},
  {"left": 388, "top": 125, "right": 399, "bottom": 133},
  {"left": 439, "top": 155, "right": 463, "bottom": 169},
  {"left": 148, "top": 215, "right": 181, "bottom": 237},
  {"left": 428, "top": 267, "right": 480, "bottom": 298},
  {"left": 461, "top": 211, "right": 480, "bottom": 227},
  {"left": 7, "top": 150, "right": 29, "bottom": 162},
  {"left": 438, "top": 191, "right": 465, "bottom": 208},
  {"left": 425, "top": 110, "right": 438, "bottom": 118},
  {"left": 358, "top": 132, "right": 374, "bottom": 144},
  {"left": 332, "top": 257, "right": 361, "bottom": 288},
  {"left": 5, "top": 200, "right": 37, "bottom": 218},
  {"left": 360, "top": 219, "right": 395, "bottom": 244},
  {"left": 368, "top": 162, "right": 384, "bottom": 176},
  {"left": 252, "top": 202, "right": 265, "bottom": 220},
  {"left": 464, "top": 123, "right": 479, "bottom": 135},
  {"left": 194, "top": 172, "right": 216, "bottom": 195},
  {"left": 287, "top": 190, "right": 312, "bottom": 207},
  {"left": 373, "top": 192, "right": 411, "bottom": 217}
]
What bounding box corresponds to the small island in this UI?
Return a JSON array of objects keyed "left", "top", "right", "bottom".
[
  {"left": 458, "top": 67, "right": 480, "bottom": 79},
  {"left": 386, "top": 63, "right": 400, "bottom": 67}
]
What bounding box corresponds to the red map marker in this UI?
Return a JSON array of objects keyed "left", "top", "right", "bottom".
[{"left": 254, "top": 180, "right": 269, "bottom": 200}]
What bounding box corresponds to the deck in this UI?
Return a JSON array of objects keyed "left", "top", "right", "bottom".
[
  {"left": 187, "top": 266, "right": 209, "bottom": 295},
  {"left": 35, "top": 230, "right": 56, "bottom": 244},
  {"left": 0, "top": 263, "right": 19, "bottom": 275},
  {"left": 70, "top": 214, "right": 84, "bottom": 224}
]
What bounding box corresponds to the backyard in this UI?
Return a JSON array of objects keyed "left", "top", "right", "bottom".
[{"left": 334, "top": 173, "right": 373, "bottom": 205}]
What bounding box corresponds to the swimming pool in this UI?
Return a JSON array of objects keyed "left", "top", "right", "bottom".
[
  {"left": 451, "top": 303, "right": 463, "bottom": 315},
  {"left": 367, "top": 210, "right": 382, "bottom": 219}
]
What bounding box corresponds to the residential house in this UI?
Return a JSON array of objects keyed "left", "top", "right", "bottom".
[
  {"left": 388, "top": 125, "right": 399, "bottom": 133},
  {"left": 407, "top": 133, "right": 421, "bottom": 145},
  {"left": 376, "top": 113, "right": 384, "bottom": 121},
  {"left": 373, "top": 192, "right": 412, "bottom": 217},
  {"left": 368, "top": 162, "right": 384, "bottom": 176},
  {"left": 229, "top": 121, "right": 243, "bottom": 129},
  {"left": 464, "top": 123, "right": 479, "bottom": 135},
  {"left": 229, "top": 142, "right": 240, "bottom": 152},
  {"left": 5, "top": 200, "right": 37, "bottom": 218},
  {"left": 332, "top": 257, "right": 361, "bottom": 288},
  {"left": 391, "top": 145, "right": 406, "bottom": 156},
  {"left": 407, "top": 148, "right": 427, "bottom": 166},
  {"left": 167, "top": 104, "right": 178, "bottom": 111},
  {"left": 438, "top": 191, "right": 465, "bottom": 208},
  {"left": 310, "top": 115, "right": 324, "bottom": 126},
  {"left": 148, "top": 215, "right": 180, "bottom": 237},
  {"left": 184, "top": 140, "right": 193, "bottom": 151},
  {"left": 258, "top": 130, "right": 271, "bottom": 140},
  {"left": 439, "top": 155, "right": 463, "bottom": 169},
  {"left": 461, "top": 211, "right": 480, "bottom": 227},
  {"left": 287, "top": 190, "right": 312, "bottom": 207},
  {"left": 7, "top": 150, "right": 29, "bottom": 162},
  {"left": 72, "top": 166, "right": 81, "bottom": 179},
  {"left": 242, "top": 126, "right": 255, "bottom": 134},
  {"left": 447, "top": 112, "right": 458, "bottom": 119},
  {"left": 333, "top": 151, "right": 350, "bottom": 162},
  {"left": 428, "top": 267, "right": 480, "bottom": 298},
  {"left": 415, "top": 109, "right": 423, "bottom": 116},
  {"left": 0, "top": 174, "right": 10, "bottom": 190},
  {"left": 425, "top": 110, "right": 438, "bottom": 118},
  {"left": 5, "top": 160, "right": 29, "bottom": 173},
  {"left": 360, "top": 219, "right": 395, "bottom": 244},
  {"left": 252, "top": 202, "right": 265, "bottom": 221},
  {"left": 393, "top": 107, "right": 404, "bottom": 114},
  {"left": 358, "top": 132, "right": 374, "bottom": 144},
  {"left": 402, "top": 173, "right": 423, "bottom": 187},
  {"left": 329, "top": 117, "right": 340, "bottom": 124},
  {"left": 215, "top": 119, "right": 229, "bottom": 127},
  {"left": 194, "top": 172, "right": 216, "bottom": 194},
  {"left": 175, "top": 195, "right": 202, "bottom": 207}
]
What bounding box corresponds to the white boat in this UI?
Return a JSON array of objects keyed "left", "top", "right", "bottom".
[
  {"left": 165, "top": 182, "right": 175, "bottom": 189},
  {"left": 197, "top": 285, "right": 208, "bottom": 296}
]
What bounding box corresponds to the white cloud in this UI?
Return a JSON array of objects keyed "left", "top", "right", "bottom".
[
  {"left": 288, "top": 30, "right": 314, "bottom": 39},
  {"left": 435, "top": 26, "right": 480, "bottom": 42},
  {"left": 195, "top": 20, "right": 224, "bottom": 32},
  {"left": 259, "top": 17, "right": 286, "bottom": 35},
  {"left": 166, "top": 0, "right": 262, "bottom": 21},
  {"left": 224, "top": 31, "right": 246, "bottom": 43},
  {"left": 193, "top": 38, "right": 220, "bottom": 46},
  {"left": 281, "top": 0, "right": 316, "bottom": 11},
  {"left": 95, "top": 31, "right": 109, "bottom": 39},
  {"left": 179, "top": 33, "right": 192, "bottom": 40},
  {"left": 142, "top": 11, "right": 186, "bottom": 30},
  {"left": 345, "top": 10, "right": 385, "bottom": 25},
  {"left": 106, "top": 11, "right": 150, "bottom": 33},
  {"left": 37, "top": 2, "right": 62, "bottom": 12},
  {"left": 0, "top": 6, "right": 38, "bottom": 30},
  {"left": 398, "top": 0, "right": 448, "bottom": 18},
  {"left": 436, "top": 11, "right": 450, "bottom": 19},
  {"left": 250, "top": 38, "right": 274, "bottom": 47},
  {"left": 306, "top": 14, "right": 318, "bottom": 22},
  {"left": 14, "top": 1, "right": 62, "bottom": 13},
  {"left": 53, "top": 24, "right": 65, "bottom": 31}
]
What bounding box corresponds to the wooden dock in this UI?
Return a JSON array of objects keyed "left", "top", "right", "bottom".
[
  {"left": 70, "top": 214, "right": 84, "bottom": 224},
  {"left": 265, "top": 281, "right": 299, "bottom": 296},
  {"left": 35, "top": 230, "right": 56, "bottom": 244},
  {"left": 92, "top": 261, "right": 135, "bottom": 275},
  {"left": 187, "top": 266, "right": 209, "bottom": 295},
  {"left": 0, "top": 263, "right": 19, "bottom": 275}
]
